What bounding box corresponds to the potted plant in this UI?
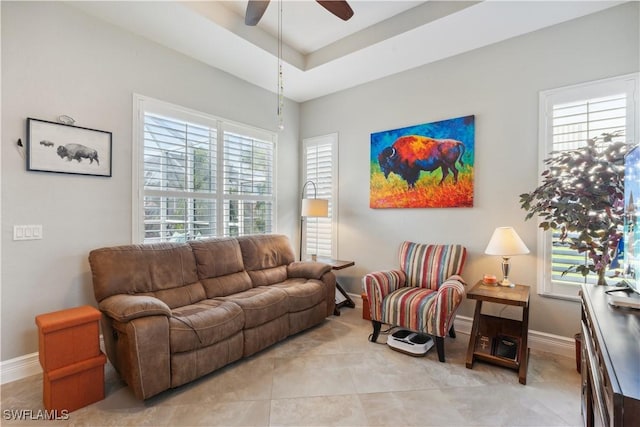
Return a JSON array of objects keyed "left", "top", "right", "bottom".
[{"left": 520, "top": 132, "right": 630, "bottom": 285}]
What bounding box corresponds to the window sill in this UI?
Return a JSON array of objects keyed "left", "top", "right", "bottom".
[{"left": 538, "top": 291, "right": 581, "bottom": 303}]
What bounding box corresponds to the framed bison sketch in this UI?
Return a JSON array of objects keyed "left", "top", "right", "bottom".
[
  {"left": 26, "top": 118, "right": 112, "bottom": 177},
  {"left": 370, "top": 115, "right": 474, "bottom": 208}
]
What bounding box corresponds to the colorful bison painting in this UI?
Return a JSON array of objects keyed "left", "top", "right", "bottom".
[{"left": 370, "top": 115, "right": 474, "bottom": 208}]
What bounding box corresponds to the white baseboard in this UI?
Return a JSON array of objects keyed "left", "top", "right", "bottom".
[
  {"left": 1, "top": 299, "right": 576, "bottom": 385},
  {"left": 1, "top": 336, "right": 106, "bottom": 385},
  {"left": 0, "top": 352, "right": 42, "bottom": 385},
  {"left": 453, "top": 315, "right": 576, "bottom": 359}
]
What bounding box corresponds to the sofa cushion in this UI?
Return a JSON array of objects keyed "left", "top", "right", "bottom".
[
  {"left": 199, "top": 271, "right": 253, "bottom": 299},
  {"left": 190, "top": 237, "right": 245, "bottom": 277},
  {"left": 245, "top": 266, "right": 289, "bottom": 288},
  {"left": 169, "top": 300, "right": 244, "bottom": 353},
  {"left": 270, "top": 279, "right": 326, "bottom": 312},
  {"left": 189, "top": 238, "right": 254, "bottom": 297},
  {"left": 237, "top": 235, "right": 295, "bottom": 286},
  {"left": 217, "top": 287, "right": 288, "bottom": 329},
  {"left": 89, "top": 242, "right": 201, "bottom": 304},
  {"left": 140, "top": 282, "right": 206, "bottom": 310}
]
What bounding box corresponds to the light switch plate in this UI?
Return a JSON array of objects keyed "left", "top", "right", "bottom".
[{"left": 13, "top": 225, "right": 43, "bottom": 241}]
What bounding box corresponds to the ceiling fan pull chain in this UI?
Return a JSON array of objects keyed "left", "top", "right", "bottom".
[{"left": 277, "top": 0, "right": 284, "bottom": 131}]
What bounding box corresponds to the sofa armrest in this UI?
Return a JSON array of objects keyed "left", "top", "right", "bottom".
[
  {"left": 112, "top": 315, "right": 171, "bottom": 400},
  {"left": 427, "top": 275, "right": 466, "bottom": 337},
  {"left": 99, "top": 294, "right": 171, "bottom": 323},
  {"left": 362, "top": 269, "right": 406, "bottom": 321},
  {"left": 287, "top": 261, "right": 332, "bottom": 280},
  {"left": 320, "top": 270, "right": 337, "bottom": 317}
]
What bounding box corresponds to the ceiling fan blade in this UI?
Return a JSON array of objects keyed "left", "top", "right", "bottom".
[
  {"left": 316, "top": 1, "right": 354, "bottom": 21},
  {"left": 245, "top": 0, "right": 271, "bottom": 26}
]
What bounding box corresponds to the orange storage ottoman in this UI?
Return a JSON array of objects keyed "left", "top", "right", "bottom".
[
  {"left": 36, "top": 305, "right": 101, "bottom": 371},
  {"left": 35, "top": 305, "right": 105, "bottom": 412},
  {"left": 43, "top": 353, "right": 106, "bottom": 413}
]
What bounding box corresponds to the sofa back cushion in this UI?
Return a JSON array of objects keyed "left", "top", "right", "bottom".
[
  {"left": 237, "top": 235, "right": 295, "bottom": 287},
  {"left": 89, "top": 243, "right": 205, "bottom": 308},
  {"left": 189, "top": 237, "right": 252, "bottom": 297}
]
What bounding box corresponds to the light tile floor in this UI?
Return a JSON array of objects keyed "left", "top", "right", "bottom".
[{"left": 1, "top": 303, "right": 582, "bottom": 426}]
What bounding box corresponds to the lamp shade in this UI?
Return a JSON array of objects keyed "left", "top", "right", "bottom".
[
  {"left": 485, "top": 227, "right": 530, "bottom": 256},
  {"left": 301, "top": 198, "right": 328, "bottom": 217}
]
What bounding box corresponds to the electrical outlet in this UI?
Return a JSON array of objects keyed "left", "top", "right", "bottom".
[{"left": 13, "top": 225, "right": 43, "bottom": 241}]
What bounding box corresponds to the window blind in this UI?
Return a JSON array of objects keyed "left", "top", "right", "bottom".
[
  {"left": 138, "top": 100, "right": 275, "bottom": 243},
  {"left": 143, "top": 113, "right": 217, "bottom": 243},
  {"left": 222, "top": 130, "right": 274, "bottom": 237},
  {"left": 303, "top": 136, "right": 337, "bottom": 258}
]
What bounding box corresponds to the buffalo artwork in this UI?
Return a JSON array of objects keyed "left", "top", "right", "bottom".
[
  {"left": 370, "top": 115, "right": 474, "bottom": 208},
  {"left": 26, "top": 117, "right": 112, "bottom": 177},
  {"left": 378, "top": 136, "right": 466, "bottom": 187},
  {"left": 57, "top": 143, "right": 100, "bottom": 165}
]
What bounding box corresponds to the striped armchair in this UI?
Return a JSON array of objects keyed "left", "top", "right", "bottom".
[{"left": 362, "top": 242, "right": 467, "bottom": 362}]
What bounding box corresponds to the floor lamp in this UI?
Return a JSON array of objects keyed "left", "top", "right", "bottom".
[{"left": 300, "top": 180, "right": 329, "bottom": 261}]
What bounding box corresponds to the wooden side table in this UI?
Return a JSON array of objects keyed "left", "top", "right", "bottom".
[
  {"left": 315, "top": 257, "right": 356, "bottom": 315},
  {"left": 465, "top": 280, "right": 530, "bottom": 384}
]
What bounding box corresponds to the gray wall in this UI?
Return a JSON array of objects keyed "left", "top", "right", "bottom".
[
  {"left": 1, "top": 1, "right": 300, "bottom": 361},
  {"left": 300, "top": 2, "right": 639, "bottom": 339}
]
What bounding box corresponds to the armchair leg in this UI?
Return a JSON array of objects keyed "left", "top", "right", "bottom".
[
  {"left": 435, "top": 336, "right": 445, "bottom": 362},
  {"left": 449, "top": 324, "right": 456, "bottom": 339},
  {"left": 370, "top": 321, "right": 382, "bottom": 342}
]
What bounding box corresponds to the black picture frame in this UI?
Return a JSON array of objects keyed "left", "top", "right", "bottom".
[{"left": 26, "top": 118, "right": 112, "bottom": 177}]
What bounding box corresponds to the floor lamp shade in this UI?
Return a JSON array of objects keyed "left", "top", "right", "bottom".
[
  {"left": 299, "top": 180, "right": 329, "bottom": 261},
  {"left": 301, "top": 198, "right": 328, "bottom": 217}
]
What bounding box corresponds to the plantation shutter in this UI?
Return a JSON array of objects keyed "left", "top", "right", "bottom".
[
  {"left": 303, "top": 134, "right": 338, "bottom": 258},
  {"left": 222, "top": 124, "right": 275, "bottom": 237},
  {"left": 143, "top": 113, "right": 217, "bottom": 243},
  {"left": 137, "top": 97, "right": 275, "bottom": 243},
  {"left": 549, "top": 94, "right": 627, "bottom": 286}
]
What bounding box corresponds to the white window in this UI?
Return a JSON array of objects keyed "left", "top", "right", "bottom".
[
  {"left": 538, "top": 73, "right": 639, "bottom": 299},
  {"left": 133, "top": 95, "right": 276, "bottom": 243},
  {"left": 302, "top": 134, "right": 338, "bottom": 259}
]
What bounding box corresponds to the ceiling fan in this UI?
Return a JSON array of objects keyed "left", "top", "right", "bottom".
[{"left": 245, "top": 0, "right": 354, "bottom": 26}]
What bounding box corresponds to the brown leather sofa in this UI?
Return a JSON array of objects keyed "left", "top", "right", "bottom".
[{"left": 89, "top": 234, "right": 336, "bottom": 400}]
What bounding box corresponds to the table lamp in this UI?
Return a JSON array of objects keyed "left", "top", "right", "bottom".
[
  {"left": 484, "top": 226, "right": 529, "bottom": 287},
  {"left": 300, "top": 180, "right": 328, "bottom": 260}
]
